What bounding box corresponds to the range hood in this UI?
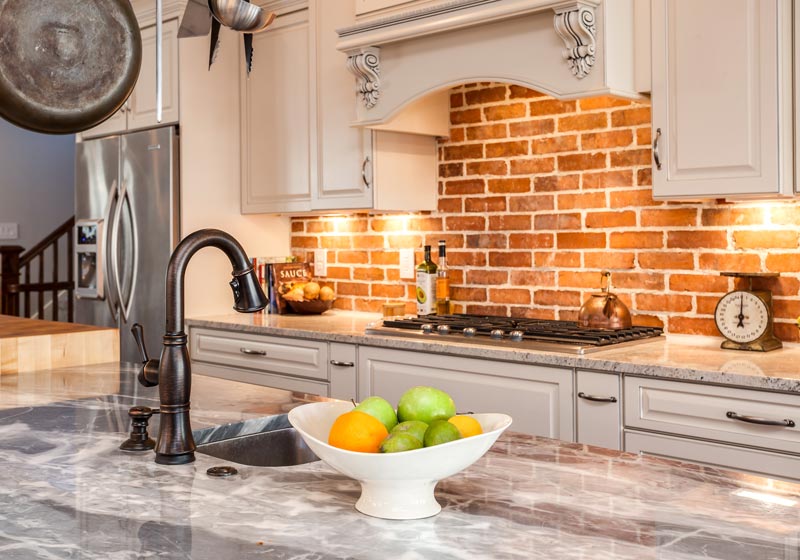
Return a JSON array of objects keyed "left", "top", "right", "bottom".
[{"left": 337, "top": 0, "right": 646, "bottom": 128}]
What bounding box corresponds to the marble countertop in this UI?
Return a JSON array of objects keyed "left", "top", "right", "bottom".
[
  {"left": 2, "top": 362, "right": 800, "bottom": 559},
  {"left": 187, "top": 311, "right": 800, "bottom": 392}
]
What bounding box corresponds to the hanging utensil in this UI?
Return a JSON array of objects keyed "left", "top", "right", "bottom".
[
  {"left": 578, "top": 271, "right": 633, "bottom": 330},
  {"left": 179, "top": 0, "right": 276, "bottom": 74},
  {"left": 0, "top": 0, "right": 142, "bottom": 134},
  {"left": 208, "top": 0, "right": 276, "bottom": 33}
]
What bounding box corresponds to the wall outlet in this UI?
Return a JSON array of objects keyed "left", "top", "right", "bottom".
[
  {"left": 400, "top": 248, "right": 415, "bottom": 279},
  {"left": 0, "top": 222, "right": 18, "bottom": 240},
  {"left": 313, "top": 249, "right": 327, "bottom": 277}
]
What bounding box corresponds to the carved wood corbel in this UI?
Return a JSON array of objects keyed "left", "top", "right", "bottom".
[
  {"left": 346, "top": 47, "right": 381, "bottom": 109},
  {"left": 553, "top": 2, "right": 597, "bottom": 79}
]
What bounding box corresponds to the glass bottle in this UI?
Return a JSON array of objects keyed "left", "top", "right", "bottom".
[
  {"left": 415, "top": 245, "right": 437, "bottom": 316},
  {"left": 436, "top": 240, "right": 451, "bottom": 315}
]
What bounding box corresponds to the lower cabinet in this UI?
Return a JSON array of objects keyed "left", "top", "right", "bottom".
[
  {"left": 358, "top": 346, "right": 574, "bottom": 439},
  {"left": 188, "top": 327, "right": 356, "bottom": 400},
  {"left": 624, "top": 376, "right": 800, "bottom": 482}
]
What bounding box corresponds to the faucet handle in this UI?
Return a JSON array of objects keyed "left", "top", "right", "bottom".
[
  {"left": 131, "top": 323, "right": 160, "bottom": 387},
  {"left": 131, "top": 323, "right": 149, "bottom": 363}
]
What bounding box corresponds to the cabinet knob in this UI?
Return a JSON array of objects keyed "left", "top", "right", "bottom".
[
  {"left": 240, "top": 348, "right": 267, "bottom": 356},
  {"left": 330, "top": 360, "right": 355, "bottom": 367}
]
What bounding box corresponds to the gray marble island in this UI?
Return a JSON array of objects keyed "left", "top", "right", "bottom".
[{"left": 1, "top": 363, "right": 799, "bottom": 559}]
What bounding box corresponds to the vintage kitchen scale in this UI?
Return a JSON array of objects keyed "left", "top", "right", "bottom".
[{"left": 714, "top": 272, "right": 782, "bottom": 352}]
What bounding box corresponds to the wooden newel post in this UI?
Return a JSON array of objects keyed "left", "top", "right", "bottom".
[{"left": 0, "top": 246, "right": 23, "bottom": 316}]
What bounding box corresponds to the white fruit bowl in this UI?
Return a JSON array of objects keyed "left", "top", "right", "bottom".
[{"left": 287, "top": 401, "right": 512, "bottom": 520}]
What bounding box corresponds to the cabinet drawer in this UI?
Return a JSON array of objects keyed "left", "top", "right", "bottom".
[
  {"left": 190, "top": 328, "right": 328, "bottom": 381},
  {"left": 576, "top": 371, "right": 621, "bottom": 450},
  {"left": 625, "top": 430, "right": 800, "bottom": 483},
  {"left": 624, "top": 377, "right": 800, "bottom": 454}
]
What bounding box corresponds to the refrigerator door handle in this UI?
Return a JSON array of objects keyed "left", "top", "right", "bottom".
[
  {"left": 111, "top": 180, "right": 140, "bottom": 323},
  {"left": 102, "top": 181, "right": 120, "bottom": 322}
]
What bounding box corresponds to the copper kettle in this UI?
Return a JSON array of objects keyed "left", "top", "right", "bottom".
[{"left": 578, "top": 272, "right": 632, "bottom": 330}]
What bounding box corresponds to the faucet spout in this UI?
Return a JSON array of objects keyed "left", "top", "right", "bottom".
[{"left": 151, "top": 229, "right": 267, "bottom": 465}]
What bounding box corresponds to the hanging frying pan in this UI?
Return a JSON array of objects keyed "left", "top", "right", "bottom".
[{"left": 0, "top": 0, "right": 142, "bottom": 134}]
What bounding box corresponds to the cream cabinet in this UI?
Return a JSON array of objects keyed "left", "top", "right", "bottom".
[
  {"left": 651, "top": 0, "right": 794, "bottom": 200},
  {"left": 357, "top": 346, "right": 574, "bottom": 439},
  {"left": 240, "top": 4, "right": 314, "bottom": 214},
  {"left": 624, "top": 376, "right": 800, "bottom": 482},
  {"left": 83, "top": 19, "right": 180, "bottom": 139},
  {"left": 240, "top": 0, "right": 438, "bottom": 215}
]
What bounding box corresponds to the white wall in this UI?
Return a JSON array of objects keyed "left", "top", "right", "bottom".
[
  {"left": 0, "top": 121, "right": 75, "bottom": 251},
  {"left": 179, "top": 27, "right": 291, "bottom": 318}
]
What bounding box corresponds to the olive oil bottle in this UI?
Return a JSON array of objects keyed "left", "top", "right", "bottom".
[
  {"left": 436, "top": 240, "right": 451, "bottom": 315},
  {"left": 415, "top": 245, "right": 437, "bottom": 316}
]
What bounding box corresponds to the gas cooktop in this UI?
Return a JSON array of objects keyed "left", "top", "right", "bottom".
[{"left": 366, "top": 314, "right": 663, "bottom": 355}]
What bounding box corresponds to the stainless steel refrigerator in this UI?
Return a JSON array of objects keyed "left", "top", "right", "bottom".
[{"left": 74, "top": 126, "right": 180, "bottom": 363}]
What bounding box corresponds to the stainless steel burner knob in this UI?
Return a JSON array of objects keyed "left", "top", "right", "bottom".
[
  {"left": 421, "top": 324, "right": 434, "bottom": 334},
  {"left": 463, "top": 327, "right": 477, "bottom": 337},
  {"left": 490, "top": 329, "right": 504, "bottom": 339},
  {"left": 509, "top": 330, "right": 524, "bottom": 342},
  {"left": 437, "top": 325, "right": 451, "bottom": 335}
]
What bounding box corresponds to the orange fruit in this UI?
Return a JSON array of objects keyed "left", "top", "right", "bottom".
[
  {"left": 328, "top": 410, "right": 389, "bottom": 453},
  {"left": 448, "top": 415, "right": 483, "bottom": 438}
]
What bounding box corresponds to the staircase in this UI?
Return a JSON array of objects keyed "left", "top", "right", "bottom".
[{"left": 0, "top": 216, "right": 75, "bottom": 322}]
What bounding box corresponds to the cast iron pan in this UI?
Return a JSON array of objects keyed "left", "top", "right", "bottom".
[{"left": 0, "top": 0, "right": 142, "bottom": 134}]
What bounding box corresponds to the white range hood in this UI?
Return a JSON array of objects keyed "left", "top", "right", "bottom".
[{"left": 337, "top": 0, "right": 646, "bottom": 128}]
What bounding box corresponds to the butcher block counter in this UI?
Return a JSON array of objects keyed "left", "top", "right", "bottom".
[{"left": 0, "top": 314, "right": 118, "bottom": 374}]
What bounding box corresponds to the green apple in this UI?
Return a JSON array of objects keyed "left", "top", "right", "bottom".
[
  {"left": 379, "top": 432, "right": 423, "bottom": 453},
  {"left": 396, "top": 386, "right": 456, "bottom": 425},
  {"left": 423, "top": 420, "right": 462, "bottom": 447},
  {"left": 354, "top": 396, "right": 398, "bottom": 432},
  {"left": 391, "top": 420, "right": 428, "bottom": 443}
]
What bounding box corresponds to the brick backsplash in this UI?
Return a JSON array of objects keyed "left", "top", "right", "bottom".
[{"left": 291, "top": 83, "right": 800, "bottom": 342}]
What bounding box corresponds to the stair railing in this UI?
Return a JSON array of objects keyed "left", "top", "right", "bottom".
[{"left": 0, "top": 216, "right": 75, "bottom": 322}]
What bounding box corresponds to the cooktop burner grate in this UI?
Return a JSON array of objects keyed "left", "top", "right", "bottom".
[{"left": 369, "top": 314, "right": 663, "bottom": 354}]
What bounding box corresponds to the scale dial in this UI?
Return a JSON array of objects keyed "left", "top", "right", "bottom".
[{"left": 714, "top": 290, "right": 769, "bottom": 344}]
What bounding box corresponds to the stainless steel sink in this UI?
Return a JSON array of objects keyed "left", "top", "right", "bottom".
[{"left": 196, "top": 426, "right": 319, "bottom": 467}]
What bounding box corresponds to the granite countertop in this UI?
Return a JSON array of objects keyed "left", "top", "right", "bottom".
[
  {"left": 187, "top": 311, "right": 800, "bottom": 392},
  {"left": 3, "top": 362, "right": 800, "bottom": 559}
]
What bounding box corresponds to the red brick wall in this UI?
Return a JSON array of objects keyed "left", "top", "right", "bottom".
[{"left": 291, "top": 83, "right": 800, "bottom": 341}]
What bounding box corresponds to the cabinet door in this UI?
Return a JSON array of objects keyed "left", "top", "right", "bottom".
[
  {"left": 329, "top": 342, "right": 357, "bottom": 401},
  {"left": 313, "top": 0, "right": 374, "bottom": 210},
  {"left": 127, "top": 18, "right": 180, "bottom": 130},
  {"left": 241, "top": 7, "right": 314, "bottom": 214},
  {"left": 651, "top": 0, "right": 793, "bottom": 199},
  {"left": 358, "top": 347, "right": 574, "bottom": 439},
  {"left": 576, "top": 371, "right": 621, "bottom": 450}
]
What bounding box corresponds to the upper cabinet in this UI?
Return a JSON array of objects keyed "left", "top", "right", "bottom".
[
  {"left": 83, "top": 18, "right": 180, "bottom": 139},
  {"left": 651, "top": 0, "right": 794, "bottom": 200},
  {"left": 241, "top": 0, "right": 439, "bottom": 215}
]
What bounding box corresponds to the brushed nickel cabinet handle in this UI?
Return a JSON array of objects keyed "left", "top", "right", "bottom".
[
  {"left": 726, "top": 411, "right": 795, "bottom": 428},
  {"left": 653, "top": 127, "right": 662, "bottom": 170},
  {"left": 330, "top": 360, "right": 355, "bottom": 367},
  {"left": 240, "top": 348, "right": 266, "bottom": 356},
  {"left": 578, "top": 392, "right": 617, "bottom": 403}
]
